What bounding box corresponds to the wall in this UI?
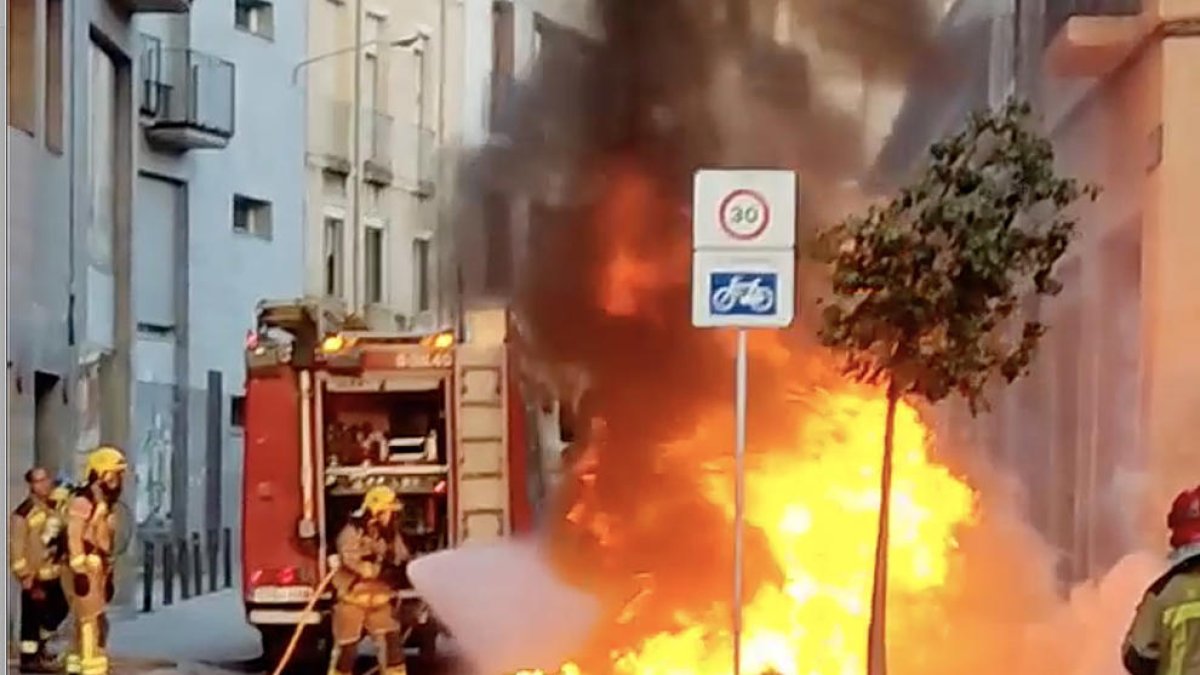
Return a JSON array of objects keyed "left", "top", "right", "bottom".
[{"left": 133, "top": 0, "right": 307, "bottom": 542}]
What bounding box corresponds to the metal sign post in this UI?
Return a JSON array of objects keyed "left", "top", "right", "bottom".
[{"left": 691, "top": 169, "right": 798, "bottom": 675}]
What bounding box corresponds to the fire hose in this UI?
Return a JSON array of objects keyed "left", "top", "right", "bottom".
[
  {"left": 269, "top": 568, "right": 337, "bottom": 675},
  {"left": 268, "top": 567, "right": 415, "bottom": 675}
]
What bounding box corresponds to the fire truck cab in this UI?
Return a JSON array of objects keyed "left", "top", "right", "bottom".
[{"left": 240, "top": 298, "right": 533, "bottom": 667}]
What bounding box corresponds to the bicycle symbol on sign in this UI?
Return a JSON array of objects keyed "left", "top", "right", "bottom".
[{"left": 709, "top": 272, "right": 777, "bottom": 315}]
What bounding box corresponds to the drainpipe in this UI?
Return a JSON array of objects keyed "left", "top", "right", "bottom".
[
  {"left": 350, "top": 0, "right": 365, "bottom": 316},
  {"left": 68, "top": 2, "right": 79, "bottom": 350},
  {"left": 437, "top": 0, "right": 448, "bottom": 328}
]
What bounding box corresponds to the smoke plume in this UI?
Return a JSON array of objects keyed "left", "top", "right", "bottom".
[{"left": 436, "top": 0, "right": 1173, "bottom": 673}]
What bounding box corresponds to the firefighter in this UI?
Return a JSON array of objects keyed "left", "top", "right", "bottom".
[
  {"left": 1121, "top": 483, "right": 1200, "bottom": 675},
  {"left": 329, "top": 485, "right": 412, "bottom": 675},
  {"left": 62, "top": 446, "right": 128, "bottom": 675},
  {"left": 10, "top": 467, "right": 71, "bottom": 673}
]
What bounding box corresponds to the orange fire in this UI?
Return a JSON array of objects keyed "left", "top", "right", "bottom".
[
  {"left": 520, "top": 388, "right": 977, "bottom": 675},
  {"left": 518, "top": 167, "right": 979, "bottom": 675}
]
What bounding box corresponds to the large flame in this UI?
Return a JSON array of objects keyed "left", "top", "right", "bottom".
[{"left": 511, "top": 167, "right": 978, "bottom": 675}]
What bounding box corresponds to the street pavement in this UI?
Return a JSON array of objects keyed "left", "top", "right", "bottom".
[{"left": 8, "top": 592, "right": 469, "bottom": 675}]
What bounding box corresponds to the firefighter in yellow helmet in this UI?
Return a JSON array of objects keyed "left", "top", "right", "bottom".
[
  {"left": 62, "top": 446, "right": 127, "bottom": 675},
  {"left": 9, "top": 467, "right": 70, "bottom": 672},
  {"left": 329, "top": 485, "right": 412, "bottom": 675}
]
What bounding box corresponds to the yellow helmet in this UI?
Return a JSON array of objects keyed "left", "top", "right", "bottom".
[
  {"left": 86, "top": 446, "right": 127, "bottom": 478},
  {"left": 361, "top": 485, "right": 400, "bottom": 516}
]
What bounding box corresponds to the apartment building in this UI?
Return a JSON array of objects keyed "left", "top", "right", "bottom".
[
  {"left": 302, "top": 0, "right": 461, "bottom": 331},
  {"left": 876, "top": 0, "right": 1200, "bottom": 586},
  {"left": 7, "top": 0, "right": 306, "bottom": 617}
]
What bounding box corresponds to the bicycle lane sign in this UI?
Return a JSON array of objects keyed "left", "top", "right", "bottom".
[{"left": 692, "top": 249, "right": 794, "bottom": 328}]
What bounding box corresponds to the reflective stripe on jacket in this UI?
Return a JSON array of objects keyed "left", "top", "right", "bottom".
[{"left": 1123, "top": 554, "right": 1200, "bottom": 675}]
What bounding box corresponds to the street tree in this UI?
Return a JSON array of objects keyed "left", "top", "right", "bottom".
[{"left": 811, "top": 98, "right": 1099, "bottom": 675}]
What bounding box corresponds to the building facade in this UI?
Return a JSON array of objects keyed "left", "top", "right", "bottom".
[
  {"left": 302, "top": 0, "right": 461, "bottom": 331},
  {"left": 877, "top": 0, "right": 1200, "bottom": 586},
  {"left": 7, "top": 0, "right": 306, "bottom": 621}
]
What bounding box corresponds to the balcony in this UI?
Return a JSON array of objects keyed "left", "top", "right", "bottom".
[
  {"left": 309, "top": 98, "right": 352, "bottom": 173},
  {"left": 393, "top": 124, "right": 437, "bottom": 197},
  {"left": 140, "top": 37, "right": 235, "bottom": 151},
  {"left": 362, "top": 109, "right": 393, "bottom": 186},
  {"left": 1044, "top": 0, "right": 1146, "bottom": 77},
  {"left": 120, "top": 0, "right": 191, "bottom": 13}
]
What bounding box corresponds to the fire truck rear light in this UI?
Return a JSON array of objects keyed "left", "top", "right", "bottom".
[
  {"left": 434, "top": 480, "right": 447, "bottom": 494},
  {"left": 277, "top": 566, "right": 298, "bottom": 585}
]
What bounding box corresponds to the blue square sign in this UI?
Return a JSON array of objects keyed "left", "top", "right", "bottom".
[
  {"left": 691, "top": 250, "right": 794, "bottom": 328},
  {"left": 709, "top": 271, "right": 778, "bottom": 316}
]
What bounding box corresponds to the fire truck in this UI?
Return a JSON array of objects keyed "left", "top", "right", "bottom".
[{"left": 239, "top": 298, "right": 538, "bottom": 667}]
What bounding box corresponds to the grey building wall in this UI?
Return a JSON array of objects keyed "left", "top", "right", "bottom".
[
  {"left": 8, "top": 0, "right": 306, "bottom": 627},
  {"left": 131, "top": 0, "right": 306, "bottom": 550}
]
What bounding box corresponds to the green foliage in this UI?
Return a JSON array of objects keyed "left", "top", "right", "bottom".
[{"left": 814, "top": 98, "right": 1100, "bottom": 412}]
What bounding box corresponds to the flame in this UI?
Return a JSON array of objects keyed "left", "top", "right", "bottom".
[
  {"left": 519, "top": 389, "right": 977, "bottom": 675},
  {"left": 515, "top": 166, "right": 978, "bottom": 675}
]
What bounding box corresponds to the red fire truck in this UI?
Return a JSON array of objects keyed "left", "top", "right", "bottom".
[{"left": 240, "top": 299, "right": 537, "bottom": 667}]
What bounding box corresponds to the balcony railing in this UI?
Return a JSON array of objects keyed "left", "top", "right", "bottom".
[
  {"left": 309, "top": 99, "right": 437, "bottom": 190},
  {"left": 362, "top": 109, "right": 393, "bottom": 185},
  {"left": 140, "top": 37, "right": 235, "bottom": 151},
  {"left": 1044, "top": 0, "right": 1142, "bottom": 47},
  {"left": 121, "top": 0, "right": 190, "bottom": 13},
  {"left": 393, "top": 124, "right": 437, "bottom": 196}
]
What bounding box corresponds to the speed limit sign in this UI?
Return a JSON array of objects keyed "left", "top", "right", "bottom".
[
  {"left": 718, "top": 189, "right": 771, "bottom": 240},
  {"left": 692, "top": 170, "right": 796, "bottom": 250}
]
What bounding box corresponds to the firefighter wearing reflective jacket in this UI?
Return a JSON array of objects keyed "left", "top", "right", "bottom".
[
  {"left": 10, "top": 467, "right": 70, "bottom": 673},
  {"left": 330, "top": 485, "right": 412, "bottom": 675},
  {"left": 62, "top": 446, "right": 127, "bottom": 675},
  {"left": 1122, "top": 483, "right": 1200, "bottom": 675}
]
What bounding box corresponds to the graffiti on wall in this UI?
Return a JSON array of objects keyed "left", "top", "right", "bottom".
[{"left": 134, "top": 406, "right": 173, "bottom": 529}]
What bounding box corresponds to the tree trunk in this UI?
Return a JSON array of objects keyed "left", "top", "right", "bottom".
[{"left": 866, "top": 382, "right": 898, "bottom": 675}]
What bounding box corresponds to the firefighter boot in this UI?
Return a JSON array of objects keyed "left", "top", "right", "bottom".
[
  {"left": 377, "top": 631, "right": 407, "bottom": 675},
  {"left": 78, "top": 617, "right": 109, "bottom": 675},
  {"left": 328, "top": 642, "right": 357, "bottom": 675}
]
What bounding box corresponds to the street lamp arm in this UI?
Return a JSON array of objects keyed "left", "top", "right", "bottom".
[{"left": 290, "top": 33, "right": 428, "bottom": 85}]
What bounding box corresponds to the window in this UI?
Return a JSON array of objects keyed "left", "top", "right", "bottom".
[
  {"left": 230, "top": 394, "right": 246, "bottom": 428},
  {"left": 8, "top": 0, "right": 36, "bottom": 133},
  {"left": 413, "top": 237, "right": 431, "bottom": 312},
  {"left": 45, "top": 0, "right": 65, "bottom": 152},
  {"left": 364, "top": 224, "right": 385, "bottom": 305},
  {"left": 324, "top": 216, "right": 345, "bottom": 297},
  {"left": 89, "top": 41, "right": 119, "bottom": 270},
  {"left": 235, "top": 0, "right": 275, "bottom": 39},
  {"left": 232, "top": 195, "right": 273, "bottom": 239}
]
